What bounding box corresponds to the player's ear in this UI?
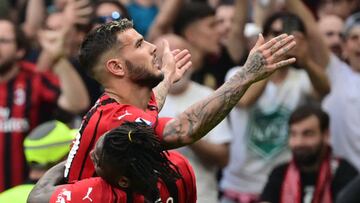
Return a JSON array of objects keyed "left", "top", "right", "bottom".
[
  {"left": 106, "top": 58, "right": 125, "bottom": 77},
  {"left": 118, "top": 176, "right": 129, "bottom": 188}
]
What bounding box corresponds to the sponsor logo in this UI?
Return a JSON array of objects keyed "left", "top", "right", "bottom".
[
  {"left": 82, "top": 187, "right": 93, "bottom": 202},
  {"left": 55, "top": 189, "right": 71, "bottom": 203},
  {"left": 117, "top": 110, "right": 132, "bottom": 120},
  {"left": 135, "top": 117, "right": 152, "bottom": 126}
]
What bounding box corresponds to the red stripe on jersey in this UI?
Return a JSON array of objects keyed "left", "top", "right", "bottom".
[{"left": 65, "top": 93, "right": 171, "bottom": 182}]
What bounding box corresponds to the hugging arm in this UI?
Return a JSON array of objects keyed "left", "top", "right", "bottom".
[{"left": 27, "top": 162, "right": 66, "bottom": 203}]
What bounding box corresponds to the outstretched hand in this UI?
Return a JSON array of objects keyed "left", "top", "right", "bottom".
[
  {"left": 244, "top": 33, "right": 296, "bottom": 83},
  {"left": 161, "top": 40, "right": 192, "bottom": 84}
]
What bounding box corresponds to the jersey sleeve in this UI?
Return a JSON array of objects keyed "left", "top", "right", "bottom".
[{"left": 154, "top": 117, "right": 172, "bottom": 141}]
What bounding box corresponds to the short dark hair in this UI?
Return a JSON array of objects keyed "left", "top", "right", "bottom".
[
  {"left": 174, "top": 2, "right": 215, "bottom": 36},
  {"left": 0, "top": 17, "right": 29, "bottom": 52},
  {"left": 79, "top": 19, "right": 133, "bottom": 80},
  {"left": 289, "top": 105, "right": 329, "bottom": 132},
  {"left": 263, "top": 12, "right": 306, "bottom": 37},
  {"left": 101, "top": 122, "right": 181, "bottom": 199}
]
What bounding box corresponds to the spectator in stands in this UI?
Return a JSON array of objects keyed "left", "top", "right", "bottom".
[
  {"left": 318, "top": 15, "right": 344, "bottom": 58},
  {"left": 220, "top": 0, "right": 330, "bottom": 202},
  {"left": 322, "top": 12, "right": 360, "bottom": 171},
  {"left": 260, "top": 105, "right": 357, "bottom": 203},
  {"left": 0, "top": 18, "right": 88, "bottom": 192}
]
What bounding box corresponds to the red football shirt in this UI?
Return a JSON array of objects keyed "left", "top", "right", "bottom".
[
  {"left": 0, "top": 61, "right": 60, "bottom": 191},
  {"left": 64, "top": 93, "right": 172, "bottom": 182},
  {"left": 52, "top": 151, "right": 197, "bottom": 203}
]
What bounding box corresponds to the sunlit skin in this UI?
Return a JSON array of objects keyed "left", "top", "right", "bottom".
[{"left": 289, "top": 115, "right": 328, "bottom": 171}]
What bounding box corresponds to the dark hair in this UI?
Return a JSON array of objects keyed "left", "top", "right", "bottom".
[
  {"left": 102, "top": 122, "right": 181, "bottom": 198},
  {"left": 263, "top": 12, "right": 306, "bottom": 37},
  {"left": 94, "top": 0, "right": 130, "bottom": 20},
  {"left": 79, "top": 19, "right": 133, "bottom": 80},
  {"left": 289, "top": 105, "right": 329, "bottom": 132},
  {"left": 0, "top": 17, "right": 29, "bottom": 52},
  {"left": 218, "top": 0, "right": 235, "bottom": 6},
  {"left": 174, "top": 2, "right": 215, "bottom": 36}
]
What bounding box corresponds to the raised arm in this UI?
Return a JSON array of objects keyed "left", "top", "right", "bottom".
[
  {"left": 146, "top": 0, "right": 183, "bottom": 42},
  {"left": 226, "top": 0, "right": 248, "bottom": 63},
  {"left": 37, "top": 28, "right": 90, "bottom": 113},
  {"left": 285, "top": 0, "right": 330, "bottom": 67},
  {"left": 27, "top": 162, "right": 66, "bottom": 203},
  {"left": 22, "top": 0, "right": 46, "bottom": 39},
  {"left": 162, "top": 34, "right": 296, "bottom": 149},
  {"left": 153, "top": 40, "right": 192, "bottom": 110}
]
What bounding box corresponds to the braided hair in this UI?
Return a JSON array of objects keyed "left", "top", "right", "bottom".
[{"left": 102, "top": 122, "right": 182, "bottom": 200}]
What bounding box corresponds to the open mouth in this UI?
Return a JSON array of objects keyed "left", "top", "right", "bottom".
[{"left": 153, "top": 56, "right": 161, "bottom": 70}]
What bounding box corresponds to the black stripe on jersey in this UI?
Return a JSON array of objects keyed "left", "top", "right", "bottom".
[
  {"left": 101, "top": 98, "right": 116, "bottom": 106},
  {"left": 163, "top": 179, "right": 179, "bottom": 203},
  {"left": 112, "top": 187, "right": 119, "bottom": 203},
  {"left": 24, "top": 77, "right": 32, "bottom": 126},
  {"left": 4, "top": 79, "right": 15, "bottom": 189},
  {"left": 126, "top": 190, "right": 133, "bottom": 203},
  {"left": 40, "top": 76, "right": 60, "bottom": 95},
  {"left": 78, "top": 110, "right": 103, "bottom": 179}
]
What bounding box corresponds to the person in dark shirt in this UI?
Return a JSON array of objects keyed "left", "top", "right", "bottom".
[
  {"left": 336, "top": 175, "right": 360, "bottom": 203},
  {"left": 260, "top": 105, "right": 358, "bottom": 203}
]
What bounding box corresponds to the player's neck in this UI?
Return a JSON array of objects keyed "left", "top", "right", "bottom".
[{"left": 105, "top": 83, "right": 152, "bottom": 111}]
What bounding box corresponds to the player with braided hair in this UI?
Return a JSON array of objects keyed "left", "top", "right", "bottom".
[{"left": 27, "top": 122, "right": 196, "bottom": 203}]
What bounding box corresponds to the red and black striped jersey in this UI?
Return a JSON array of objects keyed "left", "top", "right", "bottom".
[
  {"left": 0, "top": 61, "right": 60, "bottom": 191},
  {"left": 52, "top": 151, "right": 197, "bottom": 203},
  {"left": 64, "top": 93, "right": 172, "bottom": 182}
]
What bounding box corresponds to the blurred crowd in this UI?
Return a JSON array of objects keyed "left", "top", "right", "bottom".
[{"left": 0, "top": 0, "right": 360, "bottom": 202}]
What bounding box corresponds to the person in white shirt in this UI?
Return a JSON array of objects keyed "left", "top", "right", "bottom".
[{"left": 155, "top": 34, "right": 232, "bottom": 203}]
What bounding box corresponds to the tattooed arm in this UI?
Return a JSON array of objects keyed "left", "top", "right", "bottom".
[
  {"left": 27, "top": 162, "right": 66, "bottom": 203},
  {"left": 153, "top": 40, "right": 192, "bottom": 110},
  {"left": 161, "top": 34, "right": 297, "bottom": 149}
]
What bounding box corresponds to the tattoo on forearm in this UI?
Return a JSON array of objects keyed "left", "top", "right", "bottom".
[
  {"left": 153, "top": 81, "right": 169, "bottom": 111},
  {"left": 162, "top": 66, "right": 260, "bottom": 148}
]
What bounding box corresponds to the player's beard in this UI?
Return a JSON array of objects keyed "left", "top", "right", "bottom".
[
  {"left": 126, "top": 60, "right": 164, "bottom": 88},
  {"left": 0, "top": 57, "right": 16, "bottom": 75},
  {"left": 292, "top": 142, "right": 324, "bottom": 168}
]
